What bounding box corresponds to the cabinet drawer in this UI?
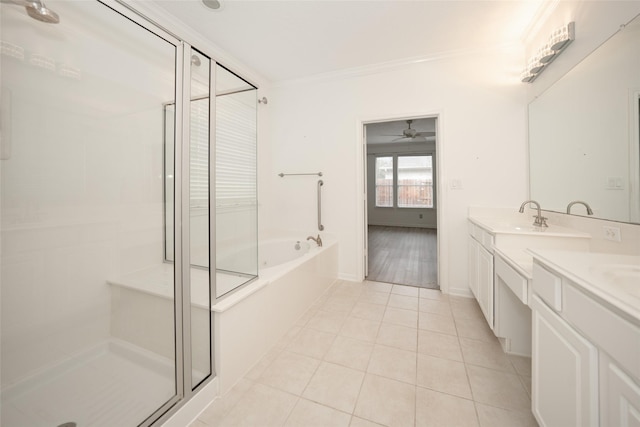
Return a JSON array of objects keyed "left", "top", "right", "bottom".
[
  {"left": 468, "top": 221, "right": 494, "bottom": 252},
  {"left": 495, "top": 255, "right": 528, "bottom": 304},
  {"left": 481, "top": 231, "right": 495, "bottom": 251},
  {"left": 532, "top": 263, "right": 562, "bottom": 312},
  {"left": 472, "top": 224, "right": 483, "bottom": 242},
  {"left": 468, "top": 221, "right": 477, "bottom": 236}
]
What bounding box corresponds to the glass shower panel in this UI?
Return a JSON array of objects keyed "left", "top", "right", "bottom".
[
  {"left": 188, "top": 48, "right": 212, "bottom": 388},
  {"left": 0, "top": 1, "right": 178, "bottom": 426},
  {"left": 215, "top": 65, "right": 258, "bottom": 299}
]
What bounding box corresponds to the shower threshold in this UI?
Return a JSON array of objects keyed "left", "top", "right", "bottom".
[{"left": 1, "top": 339, "right": 175, "bottom": 427}]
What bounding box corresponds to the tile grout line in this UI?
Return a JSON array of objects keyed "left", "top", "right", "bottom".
[{"left": 449, "top": 297, "right": 484, "bottom": 426}]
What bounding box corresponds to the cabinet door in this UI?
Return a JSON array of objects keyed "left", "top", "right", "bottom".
[
  {"left": 468, "top": 235, "right": 479, "bottom": 299},
  {"left": 601, "top": 355, "right": 640, "bottom": 427},
  {"left": 532, "top": 295, "right": 599, "bottom": 427},
  {"left": 477, "top": 243, "right": 494, "bottom": 329}
]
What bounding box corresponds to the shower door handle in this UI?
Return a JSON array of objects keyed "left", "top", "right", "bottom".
[{"left": 317, "top": 179, "right": 324, "bottom": 231}]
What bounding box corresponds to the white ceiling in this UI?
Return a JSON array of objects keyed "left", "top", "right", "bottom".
[{"left": 151, "top": 0, "right": 546, "bottom": 83}]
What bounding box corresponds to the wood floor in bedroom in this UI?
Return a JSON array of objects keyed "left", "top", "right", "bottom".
[{"left": 366, "top": 225, "right": 437, "bottom": 289}]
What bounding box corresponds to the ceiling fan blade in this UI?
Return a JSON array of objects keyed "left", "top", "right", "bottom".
[{"left": 416, "top": 131, "right": 436, "bottom": 137}]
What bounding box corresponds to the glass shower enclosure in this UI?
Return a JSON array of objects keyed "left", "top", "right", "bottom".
[
  {"left": 164, "top": 64, "right": 259, "bottom": 300},
  {"left": 0, "top": 0, "right": 258, "bottom": 425}
]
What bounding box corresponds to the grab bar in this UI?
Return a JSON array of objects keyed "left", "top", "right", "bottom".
[{"left": 317, "top": 179, "right": 324, "bottom": 231}]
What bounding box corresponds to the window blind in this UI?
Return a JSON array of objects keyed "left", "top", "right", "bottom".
[
  {"left": 188, "top": 91, "right": 256, "bottom": 209},
  {"left": 190, "top": 99, "right": 209, "bottom": 209},
  {"left": 215, "top": 91, "right": 256, "bottom": 206}
]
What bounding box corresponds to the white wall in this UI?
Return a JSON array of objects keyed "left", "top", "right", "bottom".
[{"left": 260, "top": 46, "right": 529, "bottom": 295}]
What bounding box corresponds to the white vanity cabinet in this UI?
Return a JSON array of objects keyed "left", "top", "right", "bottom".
[
  {"left": 531, "top": 257, "right": 640, "bottom": 427},
  {"left": 531, "top": 292, "right": 599, "bottom": 427},
  {"left": 468, "top": 222, "right": 494, "bottom": 329},
  {"left": 468, "top": 235, "right": 479, "bottom": 299},
  {"left": 600, "top": 354, "right": 640, "bottom": 427},
  {"left": 467, "top": 216, "right": 589, "bottom": 334}
]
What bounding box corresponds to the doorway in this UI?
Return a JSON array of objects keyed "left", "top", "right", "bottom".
[{"left": 363, "top": 117, "right": 439, "bottom": 289}]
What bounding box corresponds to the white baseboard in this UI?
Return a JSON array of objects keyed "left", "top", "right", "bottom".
[
  {"left": 338, "top": 272, "right": 360, "bottom": 282},
  {"left": 446, "top": 287, "right": 474, "bottom": 298},
  {"left": 368, "top": 222, "right": 437, "bottom": 229}
]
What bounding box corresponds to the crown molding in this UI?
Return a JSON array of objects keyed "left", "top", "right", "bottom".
[
  {"left": 521, "top": 0, "right": 561, "bottom": 46},
  {"left": 271, "top": 42, "right": 522, "bottom": 89}
]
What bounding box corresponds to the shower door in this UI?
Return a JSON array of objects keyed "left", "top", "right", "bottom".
[
  {"left": 164, "top": 63, "right": 258, "bottom": 301},
  {"left": 214, "top": 65, "right": 258, "bottom": 299},
  {"left": 0, "top": 1, "right": 189, "bottom": 425}
]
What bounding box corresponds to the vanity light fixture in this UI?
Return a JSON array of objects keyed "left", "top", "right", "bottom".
[{"left": 521, "top": 22, "right": 575, "bottom": 83}]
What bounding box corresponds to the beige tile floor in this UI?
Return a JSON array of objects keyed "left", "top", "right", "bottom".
[{"left": 191, "top": 280, "right": 539, "bottom": 427}]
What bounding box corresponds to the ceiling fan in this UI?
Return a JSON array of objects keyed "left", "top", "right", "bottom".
[{"left": 386, "top": 120, "right": 435, "bottom": 142}]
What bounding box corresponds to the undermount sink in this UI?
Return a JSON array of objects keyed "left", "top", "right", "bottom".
[
  {"left": 505, "top": 224, "right": 548, "bottom": 232},
  {"left": 591, "top": 264, "right": 640, "bottom": 298}
]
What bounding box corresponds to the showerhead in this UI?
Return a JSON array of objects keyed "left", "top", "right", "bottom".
[{"left": 25, "top": 0, "right": 59, "bottom": 24}]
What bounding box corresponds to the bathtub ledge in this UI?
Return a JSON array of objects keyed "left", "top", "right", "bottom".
[{"left": 211, "top": 277, "right": 270, "bottom": 313}]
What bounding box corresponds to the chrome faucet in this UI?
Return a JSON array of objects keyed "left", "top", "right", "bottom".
[
  {"left": 519, "top": 200, "right": 548, "bottom": 227},
  {"left": 566, "top": 200, "right": 594, "bottom": 215},
  {"left": 306, "top": 234, "right": 323, "bottom": 247}
]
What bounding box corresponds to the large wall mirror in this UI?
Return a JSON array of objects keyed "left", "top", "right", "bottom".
[{"left": 529, "top": 14, "right": 640, "bottom": 224}]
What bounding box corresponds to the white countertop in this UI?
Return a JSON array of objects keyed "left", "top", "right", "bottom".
[
  {"left": 493, "top": 246, "right": 534, "bottom": 279},
  {"left": 469, "top": 216, "right": 591, "bottom": 238},
  {"left": 528, "top": 249, "right": 640, "bottom": 321},
  {"left": 469, "top": 214, "right": 590, "bottom": 281}
]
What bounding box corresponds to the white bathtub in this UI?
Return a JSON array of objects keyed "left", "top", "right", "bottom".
[
  {"left": 259, "top": 238, "right": 310, "bottom": 269},
  {"left": 213, "top": 236, "right": 337, "bottom": 394},
  {"left": 108, "top": 234, "right": 338, "bottom": 400}
]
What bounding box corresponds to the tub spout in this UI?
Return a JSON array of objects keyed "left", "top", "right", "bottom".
[{"left": 307, "top": 234, "right": 322, "bottom": 247}]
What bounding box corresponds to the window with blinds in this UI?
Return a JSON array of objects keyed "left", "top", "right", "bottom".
[
  {"left": 187, "top": 90, "right": 256, "bottom": 209},
  {"left": 190, "top": 98, "right": 209, "bottom": 209},
  {"left": 215, "top": 91, "right": 256, "bottom": 208}
]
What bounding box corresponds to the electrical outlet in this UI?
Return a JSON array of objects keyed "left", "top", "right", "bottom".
[{"left": 603, "top": 226, "right": 621, "bottom": 242}]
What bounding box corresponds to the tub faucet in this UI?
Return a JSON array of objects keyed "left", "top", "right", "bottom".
[
  {"left": 518, "top": 200, "right": 548, "bottom": 227},
  {"left": 566, "top": 200, "right": 594, "bottom": 215},
  {"left": 306, "top": 234, "right": 323, "bottom": 247}
]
